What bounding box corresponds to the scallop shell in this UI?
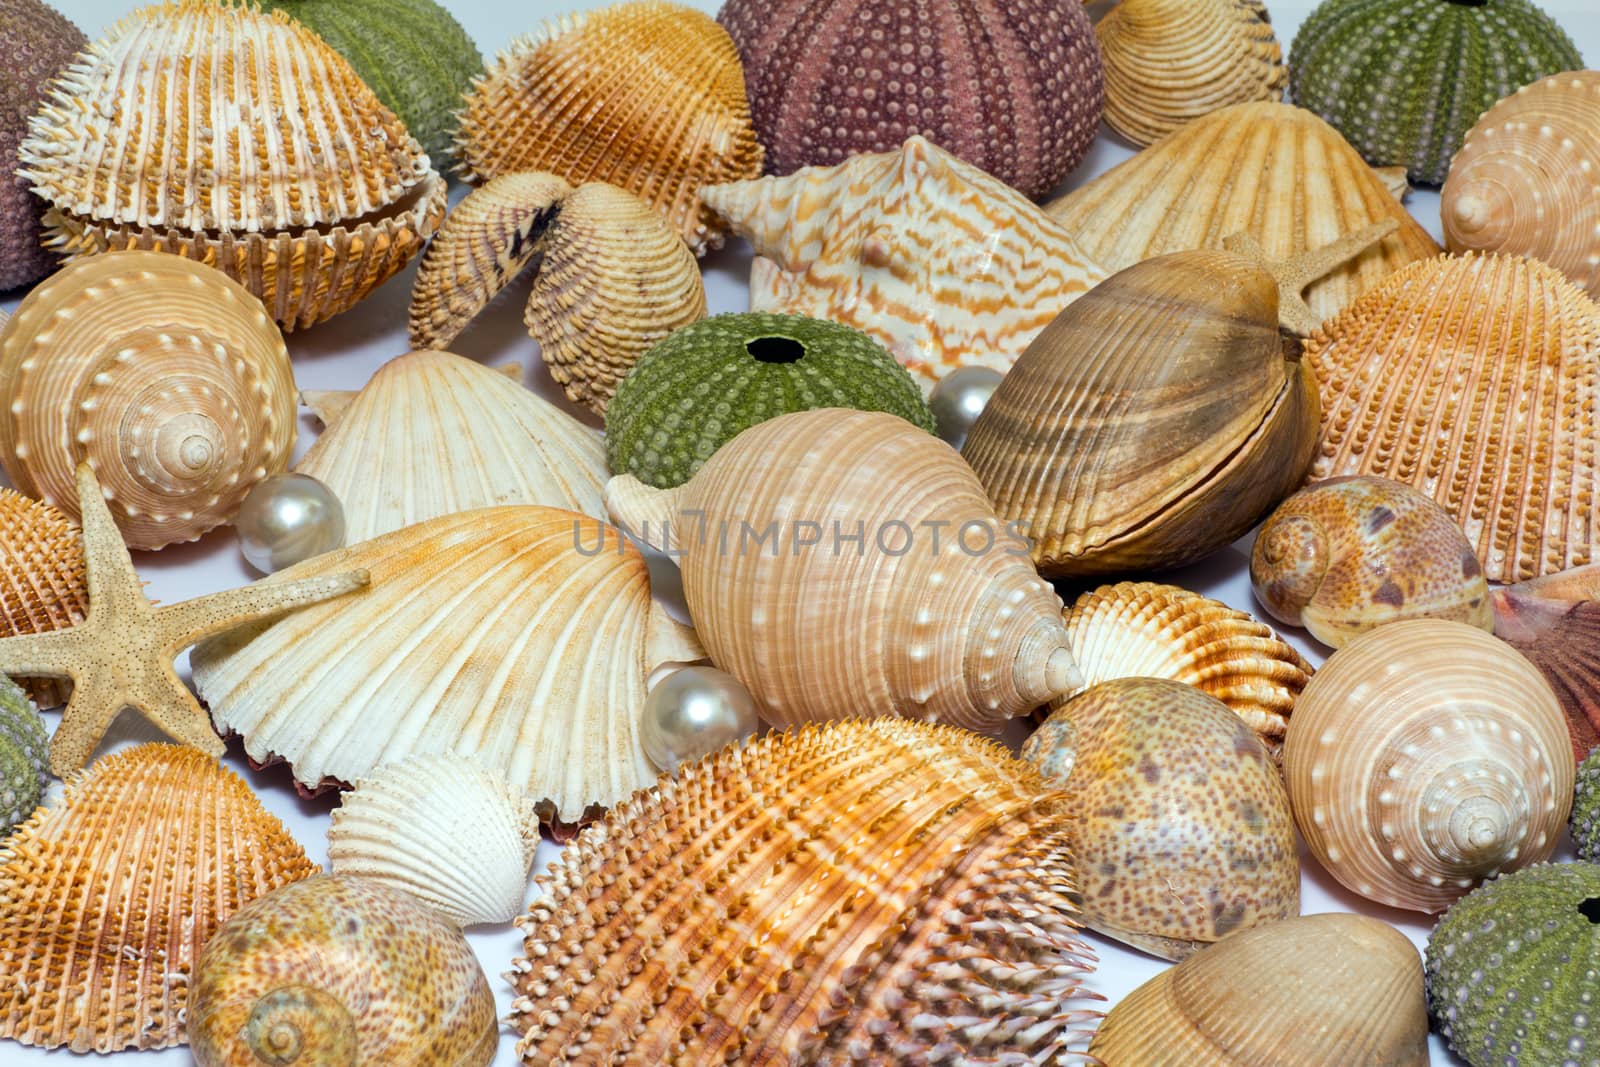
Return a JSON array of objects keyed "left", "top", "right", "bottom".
[
  {"left": 191, "top": 506, "right": 705, "bottom": 833},
  {"left": 1443, "top": 70, "right": 1600, "bottom": 300},
  {"left": 509, "top": 718, "right": 1098, "bottom": 1063},
  {"left": 1305, "top": 252, "right": 1600, "bottom": 583},
  {"left": 1098, "top": 0, "right": 1288, "bottom": 147},
  {"left": 0, "top": 675, "right": 46, "bottom": 836},
  {"left": 0, "top": 250, "right": 297, "bottom": 550},
  {"left": 0, "top": 743, "right": 318, "bottom": 1052},
  {"left": 454, "top": 1, "right": 764, "bottom": 255},
  {"left": 0, "top": 488, "right": 86, "bottom": 707},
  {"left": 1284, "top": 620, "right": 1573, "bottom": 913},
  {"left": 605, "top": 408, "right": 1080, "bottom": 733},
  {"left": 327, "top": 755, "right": 537, "bottom": 928},
  {"left": 18, "top": 0, "right": 446, "bottom": 330},
  {"left": 1492, "top": 562, "right": 1600, "bottom": 762},
  {"left": 293, "top": 349, "right": 608, "bottom": 542}
]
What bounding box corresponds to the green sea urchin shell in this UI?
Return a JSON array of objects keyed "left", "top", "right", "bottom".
[
  {"left": 0, "top": 674, "right": 47, "bottom": 834},
  {"left": 605, "top": 313, "right": 937, "bottom": 489},
  {"left": 1289, "top": 0, "right": 1582, "bottom": 184},
  {"left": 1425, "top": 863, "right": 1600, "bottom": 1067},
  {"left": 1575, "top": 751, "right": 1600, "bottom": 862}
]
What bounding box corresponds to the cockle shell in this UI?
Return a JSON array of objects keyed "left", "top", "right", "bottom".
[
  {"left": 1492, "top": 562, "right": 1600, "bottom": 762},
  {"left": 189, "top": 874, "right": 496, "bottom": 1067},
  {"left": 0, "top": 488, "right": 86, "bottom": 706},
  {"left": 0, "top": 744, "right": 318, "bottom": 1052},
  {"left": 1021, "top": 678, "right": 1299, "bottom": 960},
  {"left": 1443, "top": 70, "right": 1600, "bottom": 300},
  {"left": 18, "top": 0, "right": 447, "bottom": 330},
  {"left": 293, "top": 349, "right": 608, "bottom": 542},
  {"left": 327, "top": 755, "right": 538, "bottom": 928},
  {"left": 454, "top": 1, "right": 763, "bottom": 255},
  {"left": 191, "top": 506, "right": 705, "bottom": 833},
  {"left": 0, "top": 676, "right": 45, "bottom": 835},
  {"left": 1252, "top": 475, "right": 1493, "bottom": 648},
  {"left": 1284, "top": 620, "right": 1573, "bottom": 913},
  {"left": 0, "top": 251, "right": 297, "bottom": 550},
  {"left": 509, "top": 719, "right": 1099, "bottom": 1064},
  {"left": 605, "top": 408, "right": 1080, "bottom": 733},
  {"left": 1305, "top": 252, "right": 1600, "bottom": 582},
  {"left": 700, "top": 136, "right": 1106, "bottom": 389}
]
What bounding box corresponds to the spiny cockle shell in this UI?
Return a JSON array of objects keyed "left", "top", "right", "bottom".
[
  {"left": 1443, "top": 69, "right": 1600, "bottom": 300},
  {"left": 509, "top": 718, "right": 1099, "bottom": 1064},
  {"left": 717, "top": 0, "right": 1103, "bottom": 199},
  {"left": 604, "top": 408, "right": 1081, "bottom": 733},
  {"left": 18, "top": 0, "right": 447, "bottom": 330},
  {"left": 1491, "top": 562, "right": 1600, "bottom": 762},
  {"left": 701, "top": 137, "right": 1106, "bottom": 389},
  {"left": 1284, "top": 620, "right": 1574, "bottom": 913},
  {"left": 0, "top": 676, "right": 45, "bottom": 835},
  {"left": 0, "top": 488, "right": 86, "bottom": 707},
  {"left": 1305, "top": 252, "right": 1600, "bottom": 582},
  {"left": 0, "top": 744, "right": 318, "bottom": 1052},
  {"left": 454, "top": 1, "right": 763, "bottom": 255}
]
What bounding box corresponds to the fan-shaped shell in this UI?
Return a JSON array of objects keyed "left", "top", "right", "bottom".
[
  {"left": 0, "top": 250, "right": 297, "bottom": 550},
  {"left": 293, "top": 350, "right": 608, "bottom": 542},
  {"left": 1305, "top": 252, "right": 1600, "bottom": 582},
  {"left": 1284, "top": 620, "right": 1573, "bottom": 913},
  {"left": 0, "top": 743, "right": 318, "bottom": 1052},
  {"left": 0, "top": 675, "right": 46, "bottom": 835},
  {"left": 0, "top": 488, "right": 86, "bottom": 706},
  {"left": 1492, "top": 563, "right": 1600, "bottom": 762},
  {"left": 509, "top": 719, "right": 1097, "bottom": 1064}
]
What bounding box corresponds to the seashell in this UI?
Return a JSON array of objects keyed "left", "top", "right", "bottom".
[
  {"left": 1442, "top": 70, "right": 1600, "bottom": 300},
  {"left": 0, "top": 743, "right": 318, "bottom": 1052},
  {"left": 1046, "top": 102, "right": 1440, "bottom": 326},
  {"left": 293, "top": 349, "right": 608, "bottom": 542},
  {"left": 1251, "top": 475, "right": 1493, "bottom": 648},
  {"left": 189, "top": 873, "right": 496, "bottom": 1067},
  {"left": 1305, "top": 252, "right": 1600, "bottom": 583},
  {"left": 0, "top": 676, "right": 46, "bottom": 836},
  {"left": 1573, "top": 750, "right": 1600, "bottom": 861},
  {"left": 1284, "top": 619, "right": 1573, "bottom": 913},
  {"left": 454, "top": 1, "right": 763, "bottom": 255},
  {"left": 701, "top": 137, "right": 1107, "bottom": 390},
  {"left": 1090, "top": 913, "right": 1430, "bottom": 1066},
  {"left": 605, "top": 408, "right": 1080, "bottom": 732},
  {"left": 1491, "top": 562, "right": 1600, "bottom": 762},
  {"left": 1097, "top": 0, "right": 1288, "bottom": 148},
  {"left": 191, "top": 506, "right": 705, "bottom": 833},
  {"left": 0, "top": 251, "right": 297, "bottom": 550},
  {"left": 0, "top": 488, "right": 86, "bottom": 707},
  {"left": 18, "top": 0, "right": 447, "bottom": 330},
  {"left": 327, "top": 754, "right": 537, "bottom": 928},
  {"left": 1058, "top": 581, "right": 1312, "bottom": 761},
  {"left": 1021, "top": 678, "right": 1299, "bottom": 960},
  {"left": 717, "top": 0, "right": 1103, "bottom": 198},
  {"left": 961, "top": 249, "right": 1319, "bottom": 577},
  {"left": 509, "top": 718, "right": 1099, "bottom": 1063}
]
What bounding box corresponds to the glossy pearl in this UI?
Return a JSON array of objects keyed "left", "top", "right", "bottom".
[
  {"left": 928, "top": 366, "right": 1004, "bottom": 450},
  {"left": 641, "top": 666, "right": 759, "bottom": 772},
  {"left": 235, "top": 473, "right": 345, "bottom": 574}
]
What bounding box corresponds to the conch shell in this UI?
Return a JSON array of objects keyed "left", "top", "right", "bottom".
[
  {"left": 1492, "top": 563, "right": 1600, "bottom": 762},
  {"left": 0, "top": 488, "right": 86, "bottom": 706}
]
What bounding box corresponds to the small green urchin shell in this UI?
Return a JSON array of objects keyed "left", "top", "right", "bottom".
[
  {"left": 1574, "top": 752, "right": 1600, "bottom": 862},
  {"left": 1290, "top": 0, "right": 1583, "bottom": 184},
  {"left": 0, "top": 674, "right": 47, "bottom": 834},
  {"left": 605, "top": 313, "right": 937, "bottom": 489},
  {"left": 1425, "top": 863, "right": 1600, "bottom": 1067}
]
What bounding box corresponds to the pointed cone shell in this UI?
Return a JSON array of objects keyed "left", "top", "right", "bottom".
[
  {"left": 510, "top": 719, "right": 1099, "bottom": 1063},
  {"left": 604, "top": 408, "right": 1080, "bottom": 732},
  {"left": 0, "top": 488, "right": 87, "bottom": 706},
  {"left": 0, "top": 743, "right": 318, "bottom": 1052},
  {"left": 1305, "top": 253, "right": 1600, "bottom": 583},
  {"left": 328, "top": 755, "right": 537, "bottom": 928},
  {"left": 0, "top": 251, "right": 297, "bottom": 550},
  {"left": 293, "top": 350, "right": 608, "bottom": 542},
  {"left": 1492, "top": 563, "right": 1600, "bottom": 762},
  {"left": 0, "top": 676, "right": 46, "bottom": 834}
]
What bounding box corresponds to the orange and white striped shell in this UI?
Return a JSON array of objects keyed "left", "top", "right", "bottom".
[{"left": 0, "top": 489, "right": 86, "bottom": 706}]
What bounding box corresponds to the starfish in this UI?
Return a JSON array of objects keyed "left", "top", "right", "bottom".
[
  {"left": 0, "top": 464, "right": 369, "bottom": 776},
  {"left": 1224, "top": 219, "right": 1401, "bottom": 337}
]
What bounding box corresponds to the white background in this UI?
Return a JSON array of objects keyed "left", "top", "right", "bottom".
[{"left": 7, "top": 1, "right": 1595, "bottom": 1063}]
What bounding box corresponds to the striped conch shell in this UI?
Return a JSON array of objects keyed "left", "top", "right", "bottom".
[{"left": 0, "top": 488, "right": 86, "bottom": 706}]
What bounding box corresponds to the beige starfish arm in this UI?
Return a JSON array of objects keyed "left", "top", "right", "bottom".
[
  {"left": 71, "top": 463, "right": 146, "bottom": 602},
  {"left": 0, "top": 628, "right": 82, "bottom": 680},
  {"left": 1224, "top": 219, "right": 1400, "bottom": 337},
  {"left": 157, "top": 569, "right": 371, "bottom": 647}
]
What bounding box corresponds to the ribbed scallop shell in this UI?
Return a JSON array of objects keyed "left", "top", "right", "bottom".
[
  {"left": 1305, "top": 253, "right": 1600, "bottom": 582},
  {"left": 1047, "top": 102, "right": 1439, "bottom": 325},
  {"left": 0, "top": 251, "right": 297, "bottom": 550},
  {"left": 0, "top": 676, "right": 46, "bottom": 835},
  {"left": 1284, "top": 620, "right": 1573, "bottom": 913},
  {"left": 1492, "top": 563, "right": 1600, "bottom": 762},
  {"left": 0, "top": 743, "right": 318, "bottom": 1052},
  {"left": 604, "top": 408, "right": 1080, "bottom": 733},
  {"left": 293, "top": 350, "right": 608, "bottom": 542},
  {"left": 454, "top": 1, "right": 763, "bottom": 255},
  {"left": 327, "top": 755, "right": 537, "bottom": 928},
  {"left": 0, "top": 489, "right": 86, "bottom": 707},
  {"left": 191, "top": 506, "right": 705, "bottom": 832},
  {"left": 1443, "top": 70, "right": 1600, "bottom": 300},
  {"left": 1098, "top": 0, "right": 1287, "bottom": 147},
  {"left": 509, "top": 719, "right": 1098, "bottom": 1064}
]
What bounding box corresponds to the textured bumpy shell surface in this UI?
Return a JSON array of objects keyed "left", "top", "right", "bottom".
[
  {"left": 0, "top": 675, "right": 46, "bottom": 834},
  {"left": 1573, "top": 750, "right": 1600, "bottom": 859},
  {"left": 1305, "top": 253, "right": 1600, "bottom": 582},
  {"left": 0, "top": 488, "right": 86, "bottom": 706},
  {"left": 0, "top": 744, "right": 318, "bottom": 1052},
  {"left": 1492, "top": 563, "right": 1600, "bottom": 762},
  {"left": 509, "top": 719, "right": 1098, "bottom": 1064}
]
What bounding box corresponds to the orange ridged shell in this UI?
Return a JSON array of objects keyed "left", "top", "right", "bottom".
[{"left": 0, "top": 489, "right": 86, "bottom": 707}]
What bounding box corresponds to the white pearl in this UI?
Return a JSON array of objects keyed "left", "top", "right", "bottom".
[
  {"left": 641, "top": 666, "right": 760, "bottom": 772},
  {"left": 927, "top": 366, "right": 1004, "bottom": 451},
  {"left": 235, "top": 473, "right": 345, "bottom": 573}
]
